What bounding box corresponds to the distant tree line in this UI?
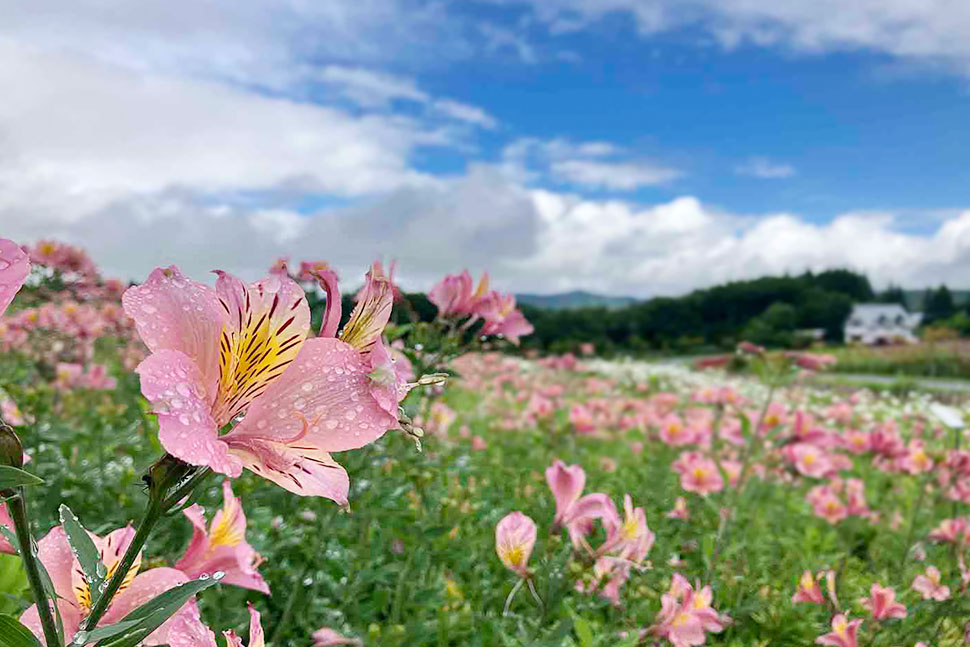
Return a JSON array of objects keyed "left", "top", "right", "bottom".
[{"left": 316, "top": 271, "right": 967, "bottom": 355}]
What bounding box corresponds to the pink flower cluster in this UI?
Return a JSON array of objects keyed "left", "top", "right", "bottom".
[
  {"left": 428, "top": 270, "right": 534, "bottom": 344},
  {"left": 649, "top": 574, "right": 729, "bottom": 647},
  {"left": 26, "top": 239, "right": 100, "bottom": 281},
  {"left": 8, "top": 481, "right": 269, "bottom": 646},
  {"left": 546, "top": 460, "right": 654, "bottom": 605}
]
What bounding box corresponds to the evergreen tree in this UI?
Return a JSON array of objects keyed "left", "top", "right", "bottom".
[{"left": 924, "top": 284, "right": 956, "bottom": 323}]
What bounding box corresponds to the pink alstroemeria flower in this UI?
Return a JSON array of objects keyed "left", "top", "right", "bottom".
[
  {"left": 176, "top": 481, "right": 269, "bottom": 594},
  {"left": 672, "top": 452, "right": 724, "bottom": 496},
  {"left": 21, "top": 526, "right": 207, "bottom": 645},
  {"left": 313, "top": 627, "right": 363, "bottom": 646},
  {"left": 495, "top": 511, "right": 537, "bottom": 577},
  {"left": 428, "top": 270, "right": 489, "bottom": 318},
  {"left": 546, "top": 459, "right": 586, "bottom": 527},
  {"left": 125, "top": 263, "right": 403, "bottom": 505},
  {"left": 223, "top": 604, "right": 265, "bottom": 647},
  {"left": 859, "top": 583, "right": 906, "bottom": 621},
  {"left": 816, "top": 614, "right": 861, "bottom": 647},
  {"left": 0, "top": 237, "right": 30, "bottom": 318},
  {"left": 601, "top": 494, "right": 654, "bottom": 564},
  {"left": 912, "top": 566, "right": 951, "bottom": 601},
  {"left": 792, "top": 570, "right": 825, "bottom": 605}
]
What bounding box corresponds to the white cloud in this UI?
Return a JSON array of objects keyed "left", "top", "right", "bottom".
[
  {"left": 316, "top": 66, "right": 498, "bottom": 129},
  {"left": 506, "top": 0, "right": 970, "bottom": 75},
  {"left": 735, "top": 157, "right": 797, "bottom": 179},
  {"left": 551, "top": 159, "right": 683, "bottom": 189},
  {"left": 432, "top": 99, "right": 499, "bottom": 130},
  {"left": 317, "top": 66, "right": 429, "bottom": 106},
  {"left": 500, "top": 137, "right": 682, "bottom": 190},
  {"left": 516, "top": 192, "right": 970, "bottom": 295},
  {"left": 0, "top": 0, "right": 466, "bottom": 89},
  {"left": 0, "top": 40, "right": 446, "bottom": 225}
]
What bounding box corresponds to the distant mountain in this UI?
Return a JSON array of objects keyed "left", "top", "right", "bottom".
[{"left": 515, "top": 290, "right": 639, "bottom": 310}]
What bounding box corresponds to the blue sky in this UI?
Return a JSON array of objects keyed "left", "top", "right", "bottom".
[{"left": 1, "top": 0, "right": 969, "bottom": 296}]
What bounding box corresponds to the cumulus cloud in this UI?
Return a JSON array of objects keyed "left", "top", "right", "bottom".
[
  {"left": 735, "top": 157, "right": 797, "bottom": 179},
  {"left": 506, "top": 0, "right": 970, "bottom": 75},
  {"left": 513, "top": 192, "right": 970, "bottom": 296},
  {"left": 6, "top": 166, "right": 970, "bottom": 299}
]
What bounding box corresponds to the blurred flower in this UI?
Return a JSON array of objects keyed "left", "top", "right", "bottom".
[
  {"left": 912, "top": 566, "right": 950, "bottom": 601},
  {"left": 495, "top": 512, "right": 536, "bottom": 577},
  {"left": 176, "top": 480, "right": 269, "bottom": 594},
  {"left": 224, "top": 604, "right": 265, "bottom": 647},
  {"left": 815, "top": 614, "right": 861, "bottom": 647},
  {"left": 792, "top": 570, "right": 824, "bottom": 605},
  {"left": 313, "top": 627, "right": 362, "bottom": 646},
  {"left": 859, "top": 583, "right": 906, "bottom": 621}
]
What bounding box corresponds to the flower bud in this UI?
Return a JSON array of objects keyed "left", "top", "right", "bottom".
[{"left": 0, "top": 422, "right": 24, "bottom": 469}]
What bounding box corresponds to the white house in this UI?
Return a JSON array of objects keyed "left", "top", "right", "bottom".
[{"left": 844, "top": 304, "right": 922, "bottom": 345}]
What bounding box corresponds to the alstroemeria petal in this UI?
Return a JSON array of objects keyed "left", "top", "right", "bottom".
[
  {"left": 122, "top": 266, "right": 225, "bottom": 396},
  {"left": 229, "top": 440, "right": 351, "bottom": 504},
  {"left": 0, "top": 238, "right": 29, "bottom": 318},
  {"left": 36, "top": 526, "right": 76, "bottom": 599},
  {"left": 20, "top": 600, "right": 82, "bottom": 643},
  {"left": 225, "top": 337, "right": 397, "bottom": 453},
  {"left": 136, "top": 350, "right": 240, "bottom": 476},
  {"left": 211, "top": 271, "right": 310, "bottom": 425}
]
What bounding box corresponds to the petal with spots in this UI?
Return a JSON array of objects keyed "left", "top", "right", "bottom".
[{"left": 136, "top": 349, "right": 241, "bottom": 476}]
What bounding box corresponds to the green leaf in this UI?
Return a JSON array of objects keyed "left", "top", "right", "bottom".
[
  {"left": 92, "top": 575, "right": 222, "bottom": 647},
  {"left": 0, "top": 466, "right": 43, "bottom": 489},
  {"left": 0, "top": 614, "right": 42, "bottom": 647},
  {"left": 565, "top": 605, "right": 594, "bottom": 647},
  {"left": 59, "top": 505, "right": 106, "bottom": 597}
]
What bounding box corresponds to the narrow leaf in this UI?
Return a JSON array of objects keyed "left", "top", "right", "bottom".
[
  {"left": 59, "top": 505, "right": 106, "bottom": 595},
  {"left": 0, "top": 466, "right": 43, "bottom": 489},
  {"left": 93, "top": 575, "right": 222, "bottom": 647},
  {"left": 0, "top": 614, "right": 42, "bottom": 647}
]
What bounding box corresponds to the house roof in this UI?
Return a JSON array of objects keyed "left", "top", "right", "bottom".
[{"left": 845, "top": 303, "right": 919, "bottom": 328}]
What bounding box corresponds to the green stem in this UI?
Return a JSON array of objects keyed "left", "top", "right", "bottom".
[
  {"left": 8, "top": 490, "right": 61, "bottom": 647},
  {"left": 710, "top": 379, "right": 778, "bottom": 567},
  {"left": 899, "top": 470, "right": 931, "bottom": 571},
  {"left": 82, "top": 494, "right": 165, "bottom": 631}
]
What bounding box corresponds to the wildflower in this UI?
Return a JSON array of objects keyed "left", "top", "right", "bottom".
[
  {"left": 0, "top": 238, "right": 29, "bottom": 317},
  {"left": 471, "top": 435, "right": 488, "bottom": 451},
  {"left": 175, "top": 480, "right": 269, "bottom": 593},
  {"left": 224, "top": 604, "right": 265, "bottom": 647},
  {"left": 569, "top": 403, "right": 596, "bottom": 434},
  {"left": 912, "top": 566, "right": 950, "bottom": 601},
  {"left": 477, "top": 291, "right": 534, "bottom": 345},
  {"left": 783, "top": 443, "right": 834, "bottom": 479},
  {"left": 20, "top": 525, "right": 208, "bottom": 644},
  {"left": 601, "top": 494, "right": 654, "bottom": 564},
  {"left": 125, "top": 264, "right": 401, "bottom": 504},
  {"left": 928, "top": 517, "right": 969, "bottom": 544},
  {"left": 792, "top": 570, "right": 825, "bottom": 605},
  {"left": 859, "top": 583, "right": 906, "bottom": 621},
  {"left": 897, "top": 440, "right": 934, "bottom": 475},
  {"left": 313, "top": 627, "right": 362, "bottom": 646},
  {"left": 807, "top": 486, "right": 847, "bottom": 524},
  {"left": 650, "top": 574, "right": 727, "bottom": 647},
  {"left": 428, "top": 270, "right": 487, "bottom": 318},
  {"left": 546, "top": 459, "right": 585, "bottom": 527},
  {"left": 672, "top": 452, "right": 724, "bottom": 496},
  {"left": 815, "top": 614, "right": 861, "bottom": 647},
  {"left": 495, "top": 512, "right": 536, "bottom": 577},
  {"left": 667, "top": 497, "right": 689, "bottom": 520},
  {"left": 660, "top": 415, "right": 692, "bottom": 446}
]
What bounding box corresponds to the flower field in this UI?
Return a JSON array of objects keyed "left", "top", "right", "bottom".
[{"left": 2, "top": 240, "right": 970, "bottom": 647}]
